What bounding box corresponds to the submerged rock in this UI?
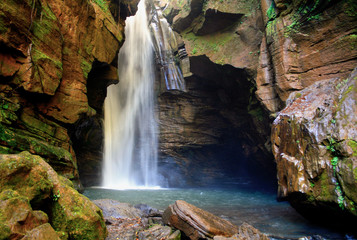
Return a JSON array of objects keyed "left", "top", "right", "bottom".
[{"left": 163, "top": 200, "right": 239, "bottom": 239}]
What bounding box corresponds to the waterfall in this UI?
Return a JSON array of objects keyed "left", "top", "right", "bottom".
[
  {"left": 102, "top": 0, "right": 158, "bottom": 189},
  {"left": 150, "top": 2, "right": 186, "bottom": 91}
]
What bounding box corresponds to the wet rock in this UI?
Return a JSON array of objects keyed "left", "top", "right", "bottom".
[
  {"left": 272, "top": 69, "right": 357, "bottom": 224},
  {"left": 0, "top": 151, "right": 107, "bottom": 239},
  {"left": 163, "top": 200, "right": 238, "bottom": 239}
]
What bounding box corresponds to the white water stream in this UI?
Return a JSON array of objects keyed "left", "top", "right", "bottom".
[{"left": 102, "top": 0, "right": 158, "bottom": 189}]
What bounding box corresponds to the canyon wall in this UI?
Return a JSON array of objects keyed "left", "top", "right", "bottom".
[
  {"left": 0, "top": 0, "right": 139, "bottom": 238},
  {"left": 159, "top": 0, "right": 357, "bottom": 226}
]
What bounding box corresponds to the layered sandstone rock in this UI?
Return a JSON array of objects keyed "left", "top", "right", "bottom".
[
  {"left": 272, "top": 69, "right": 357, "bottom": 224},
  {"left": 163, "top": 200, "right": 238, "bottom": 239},
  {"left": 258, "top": 0, "right": 357, "bottom": 112},
  {"left": 0, "top": 0, "right": 138, "bottom": 186}
]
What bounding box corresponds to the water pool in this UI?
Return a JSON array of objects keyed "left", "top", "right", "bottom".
[{"left": 83, "top": 186, "right": 349, "bottom": 239}]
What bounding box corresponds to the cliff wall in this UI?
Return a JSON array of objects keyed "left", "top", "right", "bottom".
[{"left": 159, "top": 0, "right": 357, "bottom": 226}]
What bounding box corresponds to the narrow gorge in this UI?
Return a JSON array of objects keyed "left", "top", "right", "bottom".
[{"left": 0, "top": 0, "right": 356, "bottom": 239}]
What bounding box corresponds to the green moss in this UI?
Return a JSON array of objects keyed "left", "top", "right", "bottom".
[
  {"left": 0, "top": 223, "right": 11, "bottom": 240},
  {"left": 0, "top": 124, "right": 16, "bottom": 147},
  {"left": 183, "top": 30, "right": 234, "bottom": 62},
  {"left": 41, "top": 4, "right": 57, "bottom": 21},
  {"left": 91, "top": 0, "right": 110, "bottom": 13},
  {"left": 318, "top": 171, "right": 332, "bottom": 198},
  {"left": 0, "top": 16, "right": 7, "bottom": 34},
  {"left": 248, "top": 107, "right": 264, "bottom": 121},
  {"left": 80, "top": 59, "right": 92, "bottom": 78},
  {"left": 348, "top": 140, "right": 357, "bottom": 157},
  {"left": 31, "top": 49, "right": 63, "bottom": 71},
  {"left": 345, "top": 0, "right": 357, "bottom": 17}
]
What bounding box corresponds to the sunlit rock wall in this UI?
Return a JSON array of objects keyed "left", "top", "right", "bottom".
[{"left": 0, "top": 0, "right": 138, "bottom": 187}]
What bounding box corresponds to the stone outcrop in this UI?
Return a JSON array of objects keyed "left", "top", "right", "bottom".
[
  {"left": 272, "top": 69, "right": 357, "bottom": 224},
  {"left": 0, "top": 151, "right": 107, "bottom": 239},
  {"left": 257, "top": 0, "right": 357, "bottom": 113},
  {"left": 163, "top": 200, "right": 239, "bottom": 239}
]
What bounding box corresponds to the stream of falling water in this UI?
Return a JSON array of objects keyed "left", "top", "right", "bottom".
[{"left": 102, "top": 0, "right": 158, "bottom": 189}]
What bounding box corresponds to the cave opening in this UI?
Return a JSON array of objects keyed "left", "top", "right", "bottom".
[{"left": 157, "top": 55, "right": 276, "bottom": 190}]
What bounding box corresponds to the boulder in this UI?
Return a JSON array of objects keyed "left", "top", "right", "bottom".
[
  {"left": 272, "top": 68, "right": 357, "bottom": 223},
  {"left": 0, "top": 151, "right": 107, "bottom": 239},
  {"left": 163, "top": 200, "right": 238, "bottom": 239}
]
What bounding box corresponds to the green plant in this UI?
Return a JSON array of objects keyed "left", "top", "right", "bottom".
[
  {"left": 192, "top": 47, "right": 197, "bottom": 54},
  {"left": 52, "top": 190, "right": 61, "bottom": 202}
]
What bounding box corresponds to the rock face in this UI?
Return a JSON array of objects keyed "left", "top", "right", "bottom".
[
  {"left": 161, "top": 0, "right": 357, "bottom": 225},
  {"left": 272, "top": 69, "right": 357, "bottom": 224},
  {"left": 258, "top": 0, "right": 357, "bottom": 113},
  {"left": 0, "top": 151, "right": 107, "bottom": 239},
  {"left": 0, "top": 0, "right": 138, "bottom": 187},
  {"left": 157, "top": 0, "right": 275, "bottom": 187},
  {"left": 163, "top": 200, "right": 239, "bottom": 239}
]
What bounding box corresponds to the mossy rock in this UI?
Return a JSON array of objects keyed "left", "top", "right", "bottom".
[
  {"left": 0, "top": 152, "right": 53, "bottom": 205},
  {"left": 0, "top": 152, "right": 107, "bottom": 239},
  {"left": 50, "top": 181, "right": 107, "bottom": 239}
]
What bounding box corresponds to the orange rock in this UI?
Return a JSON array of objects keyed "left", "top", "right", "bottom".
[{"left": 163, "top": 200, "right": 238, "bottom": 239}]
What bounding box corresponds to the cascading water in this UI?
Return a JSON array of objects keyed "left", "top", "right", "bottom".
[
  {"left": 150, "top": 1, "right": 186, "bottom": 91},
  {"left": 102, "top": 0, "right": 158, "bottom": 189}
]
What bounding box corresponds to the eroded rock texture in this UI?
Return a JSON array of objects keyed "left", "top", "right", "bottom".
[
  {"left": 0, "top": 0, "right": 138, "bottom": 187},
  {"left": 272, "top": 69, "right": 357, "bottom": 225}
]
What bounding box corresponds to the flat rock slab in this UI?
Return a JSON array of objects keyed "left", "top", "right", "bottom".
[{"left": 163, "top": 200, "right": 238, "bottom": 239}]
